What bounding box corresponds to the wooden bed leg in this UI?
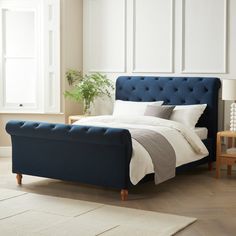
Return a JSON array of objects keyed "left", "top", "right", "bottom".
[
  {"left": 16, "top": 174, "right": 22, "bottom": 185},
  {"left": 120, "top": 189, "right": 128, "bottom": 201},
  {"left": 208, "top": 162, "right": 213, "bottom": 171}
]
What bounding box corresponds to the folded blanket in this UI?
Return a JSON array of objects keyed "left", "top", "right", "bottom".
[{"left": 130, "top": 128, "right": 176, "bottom": 184}]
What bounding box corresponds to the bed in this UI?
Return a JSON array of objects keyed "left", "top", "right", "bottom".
[{"left": 6, "top": 76, "right": 221, "bottom": 200}]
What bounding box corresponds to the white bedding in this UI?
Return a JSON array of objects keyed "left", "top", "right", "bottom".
[
  {"left": 73, "top": 115, "right": 208, "bottom": 185},
  {"left": 194, "top": 127, "right": 208, "bottom": 140}
]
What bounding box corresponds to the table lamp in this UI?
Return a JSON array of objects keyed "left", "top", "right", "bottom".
[{"left": 222, "top": 79, "right": 236, "bottom": 131}]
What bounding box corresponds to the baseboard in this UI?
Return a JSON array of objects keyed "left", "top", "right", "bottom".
[{"left": 0, "top": 146, "right": 12, "bottom": 157}]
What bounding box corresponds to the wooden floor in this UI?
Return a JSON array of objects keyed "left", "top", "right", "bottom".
[{"left": 1, "top": 157, "right": 236, "bottom": 236}]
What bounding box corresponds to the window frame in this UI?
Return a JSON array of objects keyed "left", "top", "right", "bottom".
[{"left": 0, "top": 0, "right": 60, "bottom": 114}]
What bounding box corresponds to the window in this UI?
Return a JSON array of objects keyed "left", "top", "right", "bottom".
[{"left": 0, "top": 0, "right": 60, "bottom": 113}]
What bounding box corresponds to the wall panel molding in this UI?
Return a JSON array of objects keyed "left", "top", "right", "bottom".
[
  {"left": 86, "top": 0, "right": 127, "bottom": 73},
  {"left": 132, "top": 0, "right": 174, "bottom": 73},
  {"left": 181, "top": 0, "right": 227, "bottom": 73}
]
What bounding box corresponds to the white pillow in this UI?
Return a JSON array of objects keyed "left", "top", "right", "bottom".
[
  {"left": 170, "top": 104, "right": 207, "bottom": 128},
  {"left": 113, "top": 100, "right": 163, "bottom": 116}
]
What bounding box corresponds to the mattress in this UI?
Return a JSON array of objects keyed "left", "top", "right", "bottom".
[{"left": 194, "top": 127, "right": 208, "bottom": 140}]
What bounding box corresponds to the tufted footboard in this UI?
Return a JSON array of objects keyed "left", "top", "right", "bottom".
[{"left": 6, "top": 120, "right": 132, "bottom": 195}]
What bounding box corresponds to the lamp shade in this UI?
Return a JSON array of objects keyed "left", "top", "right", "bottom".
[{"left": 222, "top": 79, "right": 236, "bottom": 101}]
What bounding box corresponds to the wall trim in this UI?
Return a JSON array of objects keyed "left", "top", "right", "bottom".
[
  {"left": 87, "top": 0, "right": 127, "bottom": 73},
  {"left": 132, "top": 0, "right": 174, "bottom": 73},
  {"left": 0, "top": 146, "right": 11, "bottom": 157},
  {"left": 181, "top": 0, "right": 228, "bottom": 74}
]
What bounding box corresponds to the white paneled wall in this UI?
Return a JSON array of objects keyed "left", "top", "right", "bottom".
[
  {"left": 84, "top": 0, "right": 126, "bottom": 72},
  {"left": 133, "top": 0, "right": 173, "bottom": 73},
  {"left": 182, "top": 0, "right": 227, "bottom": 73},
  {"left": 83, "top": 0, "right": 236, "bottom": 129}
]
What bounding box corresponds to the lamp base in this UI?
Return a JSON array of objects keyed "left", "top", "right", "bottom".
[{"left": 230, "top": 102, "right": 236, "bottom": 131}]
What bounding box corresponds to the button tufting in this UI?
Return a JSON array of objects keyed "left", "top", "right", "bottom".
[
  {"left": 104, "top": 130, "right": 108, "bottom": 135},
  {"left": 174, "top": 88, "right": 178, "bottom": 92},
  {"left": 160, "top": 87, "right": 163, "bottom": 91},
  {"left": 189, "top": 88, "right": 193, "bottom": 92},
  {"left": 155, "top": 78, "right": 159, "bottom": 80},
  {"left": 141, "top": 77, "right": 145, "bottom": 80},
  {"left": 132, "top": 87, "right": 136, "bottom": 90},
  {"left": 183, "top": 78, "right": 188, "bottom": 81},
  {"left": 169, "top": 78, "right": 173, "bottom": 81},
  {"left": 146, "top": 87, "right": 149, "bottom": 91}
]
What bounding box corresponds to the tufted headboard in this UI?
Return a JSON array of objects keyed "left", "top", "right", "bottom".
[{"left": 115, "top": 76, "right": 221, "bottom": 140}]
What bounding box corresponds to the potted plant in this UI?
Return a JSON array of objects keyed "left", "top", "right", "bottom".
[{"left": 64, "top": 70, "right": 114, "bottom": 115}]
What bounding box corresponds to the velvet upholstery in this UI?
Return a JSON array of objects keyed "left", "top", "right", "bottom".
[
  {"left": 6, "top": 76, "right": 221, "bottom": 190},
  {"left": 116, "top": 76, "right": 221, "bottom": 139},
  {"left": 116, "top": 76, "right": 221, "bottom": 166},
  {"left": 6, "top": 120, "right": 132, "bottom": 189},
  {"left": 6, "top": 121, "right": 131, "bottom": 145}
]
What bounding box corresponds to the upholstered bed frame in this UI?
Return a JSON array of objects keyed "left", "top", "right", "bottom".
[{"left": 6, "top": 76, "right": 221, "bottom": 200}]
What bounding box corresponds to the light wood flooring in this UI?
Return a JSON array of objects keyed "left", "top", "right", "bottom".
[{"left": 1, "top": 157, "right": 236, "bottom": 236}]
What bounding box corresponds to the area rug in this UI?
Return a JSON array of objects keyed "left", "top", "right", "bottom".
[{"left": 0, "top": 188, "right": 196, "bottom": 236}]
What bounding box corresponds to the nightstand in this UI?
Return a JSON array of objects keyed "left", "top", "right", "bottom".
[
  {"left": 68, "top": 115, "right": 91, "bottom": 124},
  {"left": 216, "top": 131, "right": 236, "bottom": 178}
]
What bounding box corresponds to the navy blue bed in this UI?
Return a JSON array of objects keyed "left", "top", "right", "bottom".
[{"left": 6, "top": 76, "right": 221, "bottom": 200}]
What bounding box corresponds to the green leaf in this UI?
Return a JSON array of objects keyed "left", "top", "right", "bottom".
[{"left": 64, "top": 71, "right": 114, "bottom": 110}]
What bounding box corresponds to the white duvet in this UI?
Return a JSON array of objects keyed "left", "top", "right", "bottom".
[{"left": 73, "top": 115, "right": 208, "bottom": 185}]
